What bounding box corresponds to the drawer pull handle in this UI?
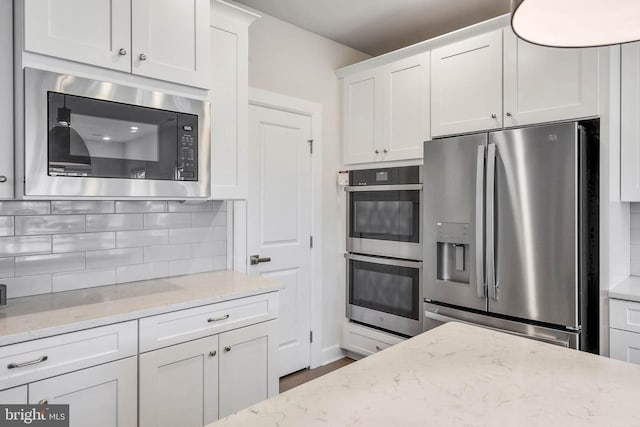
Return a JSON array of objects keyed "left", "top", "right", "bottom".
[
  {"left": 209, "top": 350, "right": 217, "bottom": 357},
  {"left": 8, "top": 355, "right": 48, "bottom": 369},
  {"left": 208, "top": 314, "right": 230, "bottom": 323},
  {"left": 375, "top": 346, "right": 383, "bottom": 351},
  {"left": 224, "top": 346, "right": 232, "bottom": 352},
  {"left": 38, "top": 399, "right": 48, "bottom": 405}
]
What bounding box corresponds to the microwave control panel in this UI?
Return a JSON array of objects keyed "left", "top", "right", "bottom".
[{"left": 177, "top": 113, "right": 198, "bottom": 181}]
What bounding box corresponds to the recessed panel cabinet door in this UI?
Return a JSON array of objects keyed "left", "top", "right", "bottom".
[
  {"left": 503, "top": 29, "right": 599, "bottom": 127},
  {"left": 132, "top": 0, "right": 209, "bottom": 88},
  {"left": 621, "top": 42, "right": 640, "bottom": 201},
  {"left": 0, "top": 385, "right": 27, "bottom": 403},
  {"left": 431, "top": 29, "right": 503, "bottom": 137},
  {"left": 24, "top": 0, "right": 131, "bottom": 72},
  {"left": 28, "top": 357, "right": 137, "bottom": 427},
  {"left": 343, "top": 69, "right": 382, "bottom": 164},
  {"left": 139, "top": 335, "right": 219, "bottom": 427}
]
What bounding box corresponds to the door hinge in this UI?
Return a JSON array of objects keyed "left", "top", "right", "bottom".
[
  {"left": 310, "top": 236, "right": 313, "bottom": 249},
  {"left": 308, "top": 139, "right": 313, "bottom": 154},
  {"left": 309, "top": 330, "right": 313, "bottom": 343}
]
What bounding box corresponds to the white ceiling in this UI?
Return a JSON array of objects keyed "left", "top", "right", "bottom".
[{"left": 233, "top": 0, "right": 511, "bottom": 56}]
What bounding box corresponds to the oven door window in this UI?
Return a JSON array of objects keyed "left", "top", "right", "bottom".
[
  {"left": 349, "top": 259, "right": 420, "bottom": 320},
  {"left": 47, "top": 91, "right": 191, "bottom": 180},
  {"left": 349, "top": 190, "right": 420, "bottom": 242}
]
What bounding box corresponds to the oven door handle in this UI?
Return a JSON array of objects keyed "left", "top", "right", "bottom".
[
  {"left": 345, "top": 253, "right": 422, "bottom": 269},
  {"left": 344, "top": 184, "right": 423, "bottom": 192}
]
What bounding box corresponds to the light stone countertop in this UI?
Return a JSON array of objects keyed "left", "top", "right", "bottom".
[
  {"left": 609, "top": 276, "right": 640, "bottom": 303},
  {"left": 211, "top": 322, "right": 640, "bottom": 427},
  {"left": 0, "top": 271, "right": 281, "bottom": 346}
]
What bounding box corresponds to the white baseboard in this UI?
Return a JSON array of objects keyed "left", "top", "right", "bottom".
[{"left": 320, "top": 344, "right": 345, "bottom": 365}]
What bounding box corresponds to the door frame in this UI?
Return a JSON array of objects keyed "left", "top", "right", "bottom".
[{"left": 243, "top": 88, "right": 323, "bottom": 370}]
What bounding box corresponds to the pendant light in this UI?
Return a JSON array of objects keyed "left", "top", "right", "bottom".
[
  {"left": 48, "top": 96, "right": 92, "bottom": 173},
  {"left": 511, "top": 0, "right": 640, "bottom": 48}
]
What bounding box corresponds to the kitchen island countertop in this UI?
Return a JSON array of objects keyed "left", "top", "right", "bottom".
[{"left": 211, "top": 322, "right": 640, "bottom": 427}]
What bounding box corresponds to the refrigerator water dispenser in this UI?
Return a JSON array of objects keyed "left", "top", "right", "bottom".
[{"left": 436, "top": 222, "right": 470, "bottom": 284}]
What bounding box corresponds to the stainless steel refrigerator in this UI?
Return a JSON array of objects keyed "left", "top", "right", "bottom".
[{"left": 423, "top": 120, "right": 599, "bottom": 352}]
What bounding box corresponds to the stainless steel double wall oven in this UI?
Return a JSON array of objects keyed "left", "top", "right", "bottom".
[{"left": 345, "top": 166, "right": 423, "bottom": 337}]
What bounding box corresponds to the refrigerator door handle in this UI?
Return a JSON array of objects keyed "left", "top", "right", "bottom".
[
  {"left": 475, "top": 146, "right": 486, "bottom": 298},
  {"left": 486, "top": 143, "right": 497, "bottom": 300}
]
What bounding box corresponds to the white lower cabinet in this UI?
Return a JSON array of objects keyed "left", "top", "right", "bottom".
[
  {"left": 139, "top": 335, "right": 219, "bottom": 427},
  {"left": 28, "top": 357, "right": 138, "bottom": 427},
  {"left": 0, "top": 385, "right": 27, "bottom": 403},
  {"left": 342, "top": 321, "right": 405, "bottom": 358},
  {"left": 610, "top": 298, "right": 640, "bottom": 364}
]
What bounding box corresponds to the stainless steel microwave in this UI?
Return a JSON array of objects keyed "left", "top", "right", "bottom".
[{"left": 19, "top": 68, "right": 210, "bottom": 199}]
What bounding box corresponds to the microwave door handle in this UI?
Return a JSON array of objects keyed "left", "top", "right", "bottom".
[
  {"left": 475, "top": 146, "right": 486, "bottom": 298},
  {"left": 486, "top": 143, "right": 497, "bottom": 300}
]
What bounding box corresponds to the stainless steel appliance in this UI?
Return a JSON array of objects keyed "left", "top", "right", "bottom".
[
  {"left": 19, "top": 68, "right": 210, "bottom": 199},
  {"left": 423, "top": 120, "right": 599, "bottom": 352},
  {"left": 346, "top": 253, "right": 423, "bottom": 337},
  {"left": 346, "top": 166, "right": 422, "bottom": 260},
  {"left": 345, "top": 166, "right": 424, "bottom": 337}
]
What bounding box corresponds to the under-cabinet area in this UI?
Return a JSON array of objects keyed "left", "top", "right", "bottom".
[{"left": 0, "top": 271, "right": 280, "bottom": 427}]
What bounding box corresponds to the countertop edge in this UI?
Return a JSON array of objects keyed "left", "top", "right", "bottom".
[{"left": 609, "top": 276, "right": 640, "bottom": 303}]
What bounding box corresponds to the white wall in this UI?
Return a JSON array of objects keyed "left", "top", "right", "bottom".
[{"left": 247, "top": 13, "right": 370, "bottom": 361}]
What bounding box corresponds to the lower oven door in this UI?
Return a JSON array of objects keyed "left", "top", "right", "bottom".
[{"left": 346, "top": 253, "right": 423, "bottom": 337}]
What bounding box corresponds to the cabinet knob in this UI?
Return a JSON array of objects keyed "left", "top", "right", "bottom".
[
  {"left": 139, "top": 53, "right": 147, "bottom": 61},
  {"left": 506, "top": 112, "right": 512, "bottom": 117},
  {"left": 0, "top": 176, "right": 6, "bottom": 183},
  {"left": 374, "top": 149, "right": 379, "bottom": 154},
  {"left": 118, "top": 48, "right": 127, "bottom": 56},
  {"left": 224, "top": 346, "right": 232, "bottom": 352},
  {"left": 491, "top": 114, "right": 497, "bottom": 119},
  {"left": 209, "top": 350, "right": 217, "bottom": 357},
  {"left": 38, "top": 399, "right": 48, "bottom": 405},
  {"left": 383, "top": 149, "right": 388, "bottom": 154},
  {"left": 375, "top": 346, "right": 383, "bottom": 351}
]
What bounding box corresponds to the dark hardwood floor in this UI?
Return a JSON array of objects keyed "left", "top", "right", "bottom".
[{"left": 279, "top": 357, "right": 355, "bottom": 393}]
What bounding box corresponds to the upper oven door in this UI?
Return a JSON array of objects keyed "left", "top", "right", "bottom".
[
  {"left": 23, "top": 68, "right": 210, "bottom": 199},
  {"left": 346, "top": 184, "right": 422, "bottom": 260}
]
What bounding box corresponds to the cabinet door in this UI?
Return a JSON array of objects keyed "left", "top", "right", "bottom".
[
  {"left": 210, "top": 4, "right": 258, "bottom": 199},
  {"left": 382, "top": 52, "right": 430, "bottom": 161},
  {"left": 610, "top": 329, "right": 640, "bottom": 364},
  {"left": 342, "top": 69, "right": 382, "bottom": 164},
  {"left": 0, "top": 0, "right": 13, "bottom": 199},
  {"left": 132, "top": 0, "right": 209, "bottom": 88},
  {"left": 28, "top": 357, "right": 137, "bottom": 427},
  {"left": 23, "top": 0, "right": 131, "bottom": 72},
  {"left": 0, "top": 385, "right": 27, "bottom": 403},
  {"left": 139, "top": 335, "right": 219, "bottom": 427},
  {"left": 622, "top": 42, "right": 640, "bottom": 201},
  {"left": 503, "top": 29, "right": 599, "bottom": 127},
  {"left": 219, "top": 321, "right": 277, "bottom": 418},
  {"left": 431, "top": 30, "right": 503, "bottom": 137}
]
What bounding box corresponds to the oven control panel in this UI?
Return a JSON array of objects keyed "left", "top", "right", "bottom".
[{"left": 177, "top": 114, "right": 198, "bottom": 181}]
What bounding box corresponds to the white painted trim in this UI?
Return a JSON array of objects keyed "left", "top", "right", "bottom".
[
  {"left": 232, "top": 200, "right": 248, "bottom": 273},
  {"left": 248, "top": 87, "right": 324, "bottom": 370},
  {"left": 320, "top": 345, "right": 346, "bottom": 366}
]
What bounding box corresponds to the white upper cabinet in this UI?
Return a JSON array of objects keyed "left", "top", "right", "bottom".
[
  {"left": 503, "top": 29, "right": 599, "bottom": 127},
  {"left": 342, "top": 52, "right": 429, "bottom": 165},
  {"left": 132, "top": 0, "right": 209, "bottom": 87},
  {"left": 24, "top": 0, "right": 131, "bottom": 73},
  {"left": 621, "top": 42, "right": 640, "bottom": 201},
  {"left": 23, "top": 0, "right": 209, "bottom": 88},
  {"left": 0, "top": 0, "right": 13, "bottom": 199},
  {"left": 431, "top": 29, "right": 503, "bottom": 137},
  {"left": 343, "top": 68, "right": 382, "bottom": 164}
]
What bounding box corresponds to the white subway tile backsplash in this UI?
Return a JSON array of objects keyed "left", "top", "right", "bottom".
[
  {"left": 4, "top": 274, "right": 52, "bottom": 298},
  {"left": 0, "top": 258, "right": 14, "bottom": 278},
  {"left": 53, "top": 232, "right": 115, "bottom": 253},
  {"left": 632, "top": 227, "right": 640, "bottom": 244},
  {"left": 116, "top": 262, "right": 168, "bottom": 283},
  {"left": 144, "top": 244, "right": 192, "bottom": 263},
  {"left": 169, "top": 257, "right": 215, "bottom": 276},
  {"left": 15, "top": 253, "right": 85, "bottom": 276},
  {"left": 632, "top": 244, "right": 640, "bottom": 261},
  {"left": 631, "top": 203, "right": 640, "bottom": 214},
  {"left": 0, "top": 217, "right": 13, "bottom": 236},
  {"left": 192, "top": 211, "right": 226, "bottom": 228},
  {"left": 115, "top": 201, "right": 167, "bottom": 213},
  {"left": 86, "top": 248, "right": 143, "bottom": 269},
  {"left": 0, "top": 235, "right": 52, "bottom": 257},
  {"left": 192, "top": 241, "right": 226, "bottom": 257},
  {"left": 15, "top": 215, "right": 85, "bottom": 235},
  {"left": 168, "top": 201, "right": 217, "bottom": 212},
  {"left": 117, "top": 229, "right": 169, "bottom": 248},
  {"left": 0, "top": 201, "right": 50, "bottom": 216},
  {"left": 53, "top": 267, "right": 116, "bottom": 292},
  {"left": 52, "top": 201, "right": 114, "bottom": 214},
  {"left": 144, "top": 213, "right": 192, "bottom": 229},
  {"left": 169, "top": 227, "right": 226, "bottom": 244},
  {"left": 632, "top": 262, "right": 640, "bottom": 276},
  {"left": 631, "top": 213, "right": 640, "bottom": 231},
  {"left": 86, "top": 214, "right": 143, "bottom": 232},
  {"left": 213, "top": 256, "right": 227, "bottom": 270}
]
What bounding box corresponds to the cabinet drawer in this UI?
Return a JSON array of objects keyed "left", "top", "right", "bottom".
[
  {"left": 342, "top": 323, "right": 404, "bottom": 357},
  {"left": 0, "top": 321, "right": 137, "bottom": 390},
  {"left": 139, "top": 292, "right": 278, "bottom": 352},
  {"left": 610, "top": 328, "right": 640, "bottom": 364},
  {"left": 610, "top": 299, "right": 640, "bottom": 333}
]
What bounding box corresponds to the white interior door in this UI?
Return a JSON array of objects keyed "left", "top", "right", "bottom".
[{"left": 248, "top": 104, "right": 312, "bottom": 378}]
